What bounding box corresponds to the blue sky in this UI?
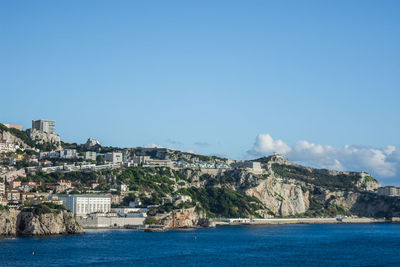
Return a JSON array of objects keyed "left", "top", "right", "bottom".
[{"left": 1, "top": 1, "right": 399, "bottom": 184}]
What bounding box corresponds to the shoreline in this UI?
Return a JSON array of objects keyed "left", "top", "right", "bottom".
[
  {"left": 79, "top": 217, "right": 400, "bottom": 232},
  {"left": 212, "top": 217, "right": 392, "bottom": 226}
]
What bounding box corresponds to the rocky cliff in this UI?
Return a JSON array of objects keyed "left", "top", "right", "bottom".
[
  {"left": 0, "top": 210, "right": 83, "bottom": 236},
  {"left": 28, "top": 129, "right": 62, "bottom": 150},
  {"left": 0, "top": 130, "right": 32, "bottom": 149},
  {"left": 140, "top": 155, "right": 398, "bottom": 228},
  {"left": 155, "top": 207, "right": 213, "bottom": 228}
]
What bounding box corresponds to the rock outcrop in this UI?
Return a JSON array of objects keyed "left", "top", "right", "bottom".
[
  {"left": 245, "top": 177, "right": 309, "bottom": 217},
  {"left": 0, "top": 210, "right": 19, "bottom": 235},
  {"left": 156, "top": 207, "right": 211, "bottom": 228},
  {"left": 28, "top": 129, "right": 62, "bottom": 150},
  {"left": 0, "top": 130, "right": 32, "bottom": 149},
  {"left": 0, "top": 210, "right": 83, "bottom": 236}
]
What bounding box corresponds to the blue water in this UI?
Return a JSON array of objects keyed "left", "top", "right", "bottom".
[{"left": 1, "top": 224, "right": 400, "bottom": 266}]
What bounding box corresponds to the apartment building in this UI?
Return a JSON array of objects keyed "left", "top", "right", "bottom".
[
  {"left": 32, "top": 119, "right": 55, "bottom": 134},
  {"left": 57, "top": 194, "right": 111, "bottom": 216},
  {"left": 105, "top": 152, "right": 123, "bottom": 164}
]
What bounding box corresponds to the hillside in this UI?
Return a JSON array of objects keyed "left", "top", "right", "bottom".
[
  {"left": 7, "top": 134, "right": 400, "bottom": 227},
  {"left": 0, "top": 123, "right": 60, "bottom": 151}
]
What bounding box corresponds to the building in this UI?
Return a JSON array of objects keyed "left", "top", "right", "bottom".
[
  {"left": 76, "top": 213, "right": 145, "bottom": 228},
  {"left": 84, "top": 151, "right": 97, "bottom": 161},
  {"left": 32, "top": 119, "right": 55, "bottom": 134},
  {"left": 0, "top": 169, "right": 26, "bottom": 183},
  {"left": 59, "top": 149, "right": 78, "bottom": 159},
  {"left": 6, "top": 191, "right": 20, "bottom": 202},
  {"left": 11, "top": 180, "right": 21, "bottom": 189},
  {"left": 57, "top": 194, "right": 111, "bottom": 216},
  {"left": 0, "top": 182, "right": 5, "bottom": 196},
  {"left": 0, "top": 141, "right": 20, "bottom": 153},
  {"left": 377, "top": 186, "right": 400, "bottom": 197},
  {"left": 105, "top": 152, "right": 123, "bottom": 164},
  {"left": 40, "top": 151, "right": 60, "bottom": 159},
  {"left": 3, "top": 124, "right": 23, "bottom": 131},
  {"left": 55, "top": 180, "right": 72, "bottom": 192},
  {"left": 231, "top": 161, "right": 263, "bottom": 174},
  {"left": 112, "top": 207, "right": 147, "bottom": 218}
]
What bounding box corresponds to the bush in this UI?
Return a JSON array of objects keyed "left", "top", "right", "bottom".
[
  {"left": 145, "top": 217, "right": 158, "bottom": 225},
  {"left": 22, "top": 202, "right": 66, "bottom": 215},
  {"left": 272, "top": 163, "right": 360, "bottom": 191},
  {"left": 180, "top": 187, "right": 264, "bottom": 218}
]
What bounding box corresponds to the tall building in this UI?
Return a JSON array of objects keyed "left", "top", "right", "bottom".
[
  {"left": 0, "top": 182, "right": 5, "bottom": 196},
  {"left": 57, "top": 194, "right": 111, "bottom": 216},
  {"left": 32, "top": 119, "right": 55, "bottom": 134}
]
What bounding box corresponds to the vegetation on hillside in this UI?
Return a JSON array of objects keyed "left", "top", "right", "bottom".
[
  {"left": 0, "top": 123, "right": 58, "bottom": 151},
  {"left": 303, "top": 197, "right": 352, "bottom": 217},
  {"left": 178, "top": 187, "right": 264, "bottom": 218},
  {"left": 271, "top": 163, "right": 361, "bottom": 191},
  {"left": 22, "top": 202, "right": 66, "bottom": 215},
  {"left": 0, "top": 123, "right": 35, "bottom": 147}
]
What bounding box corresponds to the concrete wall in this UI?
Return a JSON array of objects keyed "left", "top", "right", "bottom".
[{"left": 77, "top": 216, "right": 145, "bottom": 228}]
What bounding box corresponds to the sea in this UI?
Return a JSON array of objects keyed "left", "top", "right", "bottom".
[{"left": 1, "top": 223, "right": 400, "bottom": 266}]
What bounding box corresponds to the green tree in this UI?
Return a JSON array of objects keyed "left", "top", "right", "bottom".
[{"left": 96, "top": 155, "right": 105, "bottom": 165}]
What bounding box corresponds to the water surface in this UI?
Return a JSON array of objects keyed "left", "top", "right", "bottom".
[{"left": 1, "top": 223, "right": 400, "bottom": 266}]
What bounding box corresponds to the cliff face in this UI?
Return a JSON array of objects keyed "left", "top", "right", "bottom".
[
  {"left": 28, "top": 129, "right": 62, "bottom": 150},
  {"left": 157, "top": 207, "right": 211, "bottom": 228},
  {"left": 245, "top": 177, "right": 309, "bottom": 217},
  {"left": 0, "top": 211, "right": 19, "bottom": 235},
  {"left": 0, "top": 130, "right": 32, "bottom": 149},
  {"left": 0, "top": 210, "right": 83, "bottom": 236}
]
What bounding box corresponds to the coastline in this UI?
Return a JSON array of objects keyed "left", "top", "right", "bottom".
[
  {"left": 78, "top": 217, "right": 400, "bottom": 232},
  {"left": 212, "top": 217, "right": 392, "bottom": 226}
]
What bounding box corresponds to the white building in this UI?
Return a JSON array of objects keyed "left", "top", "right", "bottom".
[
  {"left": 0, "top": 142, "right": 20, "bottom": 153},
  {"left": 32, "top": 119, "right": 55, "bottom": 134},
  {"left": 59, "top": 149, "right": 78, "bottom": 159},
  {"left": 40, "top": 151, "right": 60, "bottom": 159},
  {"left": 0, "top": 182, "right": 5, "bottom": 195},
  {"left": 112, "top": 207, "right": 148, "bottom": 218},
  {"left": 105, "top": 152, "right": 123, "bottom": 164},
  {"left": 377, "top": 186, "right": 400, "bottom": 197},
  {"left": 231, "top": 161, "right": 263, "bottom": 174},
  {"left": 57, "top": 194, "right": 111, "bottom": 216}
]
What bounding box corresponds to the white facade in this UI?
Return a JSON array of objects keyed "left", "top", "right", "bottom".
[
  {"left": 377, "top": 186, "right": 400, "bottom": 197},
  {"left": 40, "top": 151, "right": 60, "bottom": 159},
  {"left": 59, "top": 149, "right": 78, "bottom": 159},
  {"left": 57, "top": 194, "right": 111, "bottom": 216},
  {"left": 0, "top": 182, "right": 5, "bottom": 195},
  {"left": 32, "top": 119, "right": 55, "bottom": 134},
  {"left": 0, "top": 142, "right": 20, "bottom": 153}
]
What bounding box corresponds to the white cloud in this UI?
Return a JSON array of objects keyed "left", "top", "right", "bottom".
[
  {"left": 249, "top": 134, "right": 399, "bottom": 181},
  {"left": 252, "top": 134, "right": 292, "bottom": 155}
]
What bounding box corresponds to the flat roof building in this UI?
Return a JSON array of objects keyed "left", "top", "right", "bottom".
[
  {"left": 377, "top": 186, "right": 400, "bottom": 197},
  {"left": 32, "top": 119, "right": 55, "bottom": 134},
  {"left": 3, "top": 124, "right": 23, "bottom": 131},
  {"left": 84, "top": 151, "right": 97, "bottom": 161},
  {"left": 57, "top": 194, "right": 111, "bottom": 217},
  {"left": 105, "top": 152, "right": 123, "bottom": 164}
]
